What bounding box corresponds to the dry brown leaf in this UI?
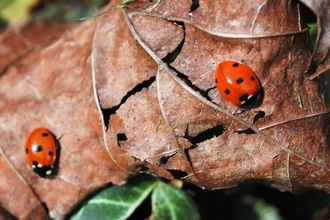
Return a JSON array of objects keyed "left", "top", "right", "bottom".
[
  {"left": 94, "top": 0, "right": 330, "bottom": 192},
  {"left": 1, "top": 0, "right": 330, "bottom": 218},
  {"left": 0, "top": 16, "right": 134, "bottom": 218},
  {"left": 300, "top": 0, "right": 330, "bottom": 79},
  {"left": 0, "top": 21, "right": 71, "bottom": 75}
]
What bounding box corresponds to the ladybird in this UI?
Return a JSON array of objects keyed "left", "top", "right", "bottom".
[
  {"left": 215, "top": 61, "right": 261, "bottom": 107},
  {"left": 25, "top": 128, "right": 59, "bottom": 178}
]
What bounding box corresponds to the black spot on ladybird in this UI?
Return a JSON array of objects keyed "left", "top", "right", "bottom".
[
  {"left": 41, "top": 132, "right": 49, "bottom": 137},
  {"left": 225, "top": 89, "right": 230, "bottom": 95},
  {"left": 48, "top": 151, "right": 53, "bottom": 156},
  {"left": 236, "top": 78, "right": 244, "bottom": 84},
  {"left": 25, "top": 148, "right": 29, "bottom": 154},
  {"left": 251, "top": 76, "right": 255, "bottom": 81},
  {"left": 232, "top": 63, "right": 239, "bottom": 67},
  {"left": 33, "top": 145, "right": 43, "bottom": 152},
  {"left": 215, "top": 78, "right": 218, "bottom": 84}
]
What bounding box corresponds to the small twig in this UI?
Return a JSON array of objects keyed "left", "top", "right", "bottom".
[{"left": 142, "top": 0, "right": 162, "bottom": 13}]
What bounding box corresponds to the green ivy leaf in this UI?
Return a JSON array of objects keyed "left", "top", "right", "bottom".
[
  {"left": 71, "top": 175, "right": 158, "bottom": 220},
  {"left": 237, "top": 195, "right": 283, "bottom": 220},
  {"left": 151, "top": 182, "right": 200, "bottom": 220}
]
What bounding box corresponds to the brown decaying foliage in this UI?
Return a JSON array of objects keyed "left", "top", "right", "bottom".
[{"left": 0, "top": 0, "right": 329, "bottom": 218}]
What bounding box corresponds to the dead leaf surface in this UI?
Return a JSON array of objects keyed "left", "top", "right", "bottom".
[
  {"left": 0, "top": 17, "right": 134, "bottom": 218},
  {"left": 1, "top": 0, "right": 330, "bottom": 219},
  {"left": 0, "top": 21, "right": 71, "bottom": 75},
  {"left": 93, "top": 0, "right": 330, "bottom": 192}
]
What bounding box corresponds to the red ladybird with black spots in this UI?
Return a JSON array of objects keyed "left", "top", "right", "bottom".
[
  {"left": 25, "top": 127, "right": 60, "bottom": 178},
  {"left": 215, "top": 61, "right": 261, "bottom": 107}
]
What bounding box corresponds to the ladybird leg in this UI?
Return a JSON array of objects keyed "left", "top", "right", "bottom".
[
  {"left": 231, "top": 106, "right": 246, "bottom": 115},
  {"left": 56, "top": 133, "right": 64, "bottom": 140}
]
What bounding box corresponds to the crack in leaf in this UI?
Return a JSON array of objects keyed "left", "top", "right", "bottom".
[
  {"left": 184, "top": 124, "right": 225, "bottom": 145},
  {"left": 101, "top": 76, "right": 156, "bottom": 128},
  {"left": 156, "top": 69, "right": 205, "bottom": 186},
  {"left": 251, "top": 1, "right": 272, "bottom": 35}
]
